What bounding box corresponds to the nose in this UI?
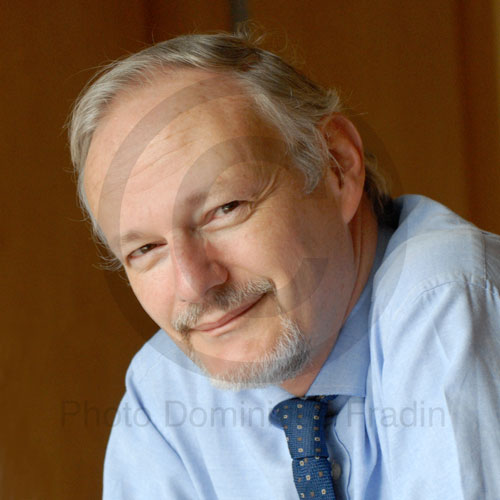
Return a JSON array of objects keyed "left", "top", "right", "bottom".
[{"left": 170, "top": 231, "right": 228, "bottom": 303}]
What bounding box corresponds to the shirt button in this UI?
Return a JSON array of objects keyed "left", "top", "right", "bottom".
[{"left": 331, "top": 462, "right": 342, "bottom": 481}]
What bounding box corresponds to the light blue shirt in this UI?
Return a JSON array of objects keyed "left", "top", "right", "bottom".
[{"left": 103, "top": 195, "right": 500, "bottom": 499}]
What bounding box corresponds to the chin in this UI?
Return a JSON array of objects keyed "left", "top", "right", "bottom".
[{"left": 186, "top": 316, "right": 312, "bottom": 391}]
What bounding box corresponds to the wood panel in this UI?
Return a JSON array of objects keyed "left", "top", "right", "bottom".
[
  {"left": 0, "top": 4, "right": 149, "bottom": 498},
  {"left": 457, "top": 0, "right": 500, "bottom": 233},
  {"left": 248, "top": 0, "right": 500, "bottom": 230},
  {"left": 145, "top": 0, "right": 232, "bottom": 39}
]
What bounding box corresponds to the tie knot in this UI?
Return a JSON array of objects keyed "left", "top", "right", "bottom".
[{"left": 273, "top": 397, "right": 331, "bottom": 459}]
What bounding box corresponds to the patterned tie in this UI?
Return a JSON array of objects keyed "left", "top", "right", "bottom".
[{"left": 273, "top": 397, "right": 336, "bottom": 499}]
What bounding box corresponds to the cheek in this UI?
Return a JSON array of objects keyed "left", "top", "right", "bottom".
[
  {"left": 127, "top": 271, "right": 175, "bottom": 326},
  {"left": 216, "top": 217, "right": 306, "bottom": 284},
  {"left": 213, "top": 217, "right": 323, "bottom": 318}
]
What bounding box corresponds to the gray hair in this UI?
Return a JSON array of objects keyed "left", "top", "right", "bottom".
[{"left": 68, "top": 30, "right": 390, "bottom": 242}]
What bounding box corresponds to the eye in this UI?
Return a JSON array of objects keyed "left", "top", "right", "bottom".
[
  {"left": 204, "top": 200, "right": 250, "bottom": 230},
  {"left": 129, "top": 243, "right": 159, "bottom": 260},
  {"left": 216, "top": 200, "right": 241, "bottom": 216}
]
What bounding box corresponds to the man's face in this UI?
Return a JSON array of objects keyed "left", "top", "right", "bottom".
[{"left": 84, "top": 70, "right": 359, "bottom": 388}]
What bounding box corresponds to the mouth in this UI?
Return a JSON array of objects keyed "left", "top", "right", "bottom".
[{"left": 194, "top": 295, "right": 265, "bottom": 337}]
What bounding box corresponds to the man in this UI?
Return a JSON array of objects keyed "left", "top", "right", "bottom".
[{"left": 69, "top": 31, "right": 500, "bottom": 499}]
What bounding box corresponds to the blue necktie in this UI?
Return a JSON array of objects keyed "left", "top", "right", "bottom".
[{"left": 273, "top": 397, "right": 336, "bottom": 499}]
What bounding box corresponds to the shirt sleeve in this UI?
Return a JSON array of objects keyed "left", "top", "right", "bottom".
[
  {"left": 103, "top": 383, "right": 198, "bottom": 499},
  {"left": 374, "top": 279, "right": 500, "bottom": 500}
]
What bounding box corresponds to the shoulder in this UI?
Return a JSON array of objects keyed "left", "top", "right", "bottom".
[
  {"left": 372, "top": 194, "right": 500, "bottom": 322},
  {"left": 120, "top": 330, "right": 250, "bottom": 432},
  {"left": 104, "top": 332, "right": 206, "bottom": 498},
  {"left": 123, "top": 330, "right": 212, "bottom": 404},
  {"left": 369, "top": 195, "right": 500, "bottom": 382},
  {"left": 366, "top": 196, "right": 500, "bottom": 498}
]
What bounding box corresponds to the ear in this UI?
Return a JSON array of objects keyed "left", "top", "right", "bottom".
[{"left": 320, "top": 114, "right": 365, "bottom": 224}]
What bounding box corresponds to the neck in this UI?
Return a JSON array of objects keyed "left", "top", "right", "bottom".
[{"left": 281, "top": 195, "right": 379, "bottom": 396}]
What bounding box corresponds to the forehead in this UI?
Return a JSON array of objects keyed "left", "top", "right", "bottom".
[
  {"left": 85, "top": 70, "right": 256, "bottom": 197},
  {"left": 83, "top": 69, "right": 286, "bottom": 240}
]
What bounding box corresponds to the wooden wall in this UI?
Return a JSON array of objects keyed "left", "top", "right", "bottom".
[
  {"left": 249, "top": 0, "right": 500, "bottom": 231},
  {"left": 1, "top": 1, "right": 498, "bottom": 498}
]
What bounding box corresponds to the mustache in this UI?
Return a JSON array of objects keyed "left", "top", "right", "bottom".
[{"left": 172, "top": 278, "right": 274, "bottom": 335}]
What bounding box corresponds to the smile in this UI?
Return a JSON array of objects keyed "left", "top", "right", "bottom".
[{"left": 194, "top": 295, "right": 265, "bottom": 337}]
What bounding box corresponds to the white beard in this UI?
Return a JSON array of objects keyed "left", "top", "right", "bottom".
[
  {"left": 193, "top": 315, "right": 311, "bottom": 391},
  {"left": 172, "top": 277, "right": 312, "bottom": 391}
]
